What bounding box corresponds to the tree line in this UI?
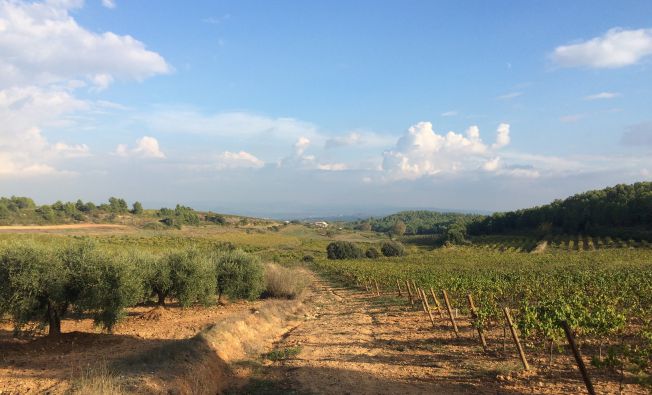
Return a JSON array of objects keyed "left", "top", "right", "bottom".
[
  {"left": 467, "top": 182, "right": 652, "bottom": 238},
  {"left": 0, "top": 240, "right": 264, "bottom": 336},
  {"left": 350, "top": 210, "right": 481, "bottom": 236}
]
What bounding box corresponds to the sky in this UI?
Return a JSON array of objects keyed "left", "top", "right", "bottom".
[{"left": 1, "top": 0, "right": 652, "bottom": 217}]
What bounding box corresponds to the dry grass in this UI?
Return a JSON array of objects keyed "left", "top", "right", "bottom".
[
  {"left": 264, "top": 263, "right": 310, "bottom": 299},
  {"left": 69, "top": 361, "right": 124, "bottom": 395}
]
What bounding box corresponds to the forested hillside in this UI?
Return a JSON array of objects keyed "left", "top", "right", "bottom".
[
  {"left": 350, "top": 210, "right": 481, "bottom": 235},
  {"left": 468, "top": 182, "right": 652, "bottom": 237}
]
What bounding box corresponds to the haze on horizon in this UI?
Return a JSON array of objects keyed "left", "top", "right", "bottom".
[{"left": 1, "top": 0, "right": 652, "bottom": 216}]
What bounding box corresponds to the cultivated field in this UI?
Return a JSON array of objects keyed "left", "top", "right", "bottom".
[{"left": 1, "top": 224, "right": 651, "bottom": 393}]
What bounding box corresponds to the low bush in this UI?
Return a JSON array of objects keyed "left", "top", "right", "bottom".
[
  {"left": 381, "top": 241, "right": 405, "bottom": 257},
  {"left": 365, "top": 247, "right": 380, "bottom": 259},
  {"left": 326, "top": 241, "right": 363, "bottom": 260},
  {"left": 263, "top": 263, "right": 310, "bottom": 299}
]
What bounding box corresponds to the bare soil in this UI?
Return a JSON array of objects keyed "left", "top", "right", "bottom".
[
  {"left": 231, "top": 276, "right": 648, "bottom": 395},
  {"left": 0, "top": 300, "right": 266, "bottom": 394}
]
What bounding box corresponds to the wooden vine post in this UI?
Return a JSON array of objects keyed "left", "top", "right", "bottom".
[
  {"left": 466, "top": 294, "right": 488, "bottom": 351},
  {"left": 373, "top": 279, "right": 381, "bottom": 296},
  {"left": 561, "top": 321, "right": 596, "bottom": 395},
  {"left": 502, "top": 307, "right": 530, "bottom": 371},
  {"left": 396, "top": 279, "right": 403, "bottom": 297},
  {"left": 420, "top": 289, "right": 436, "bottom": 327},
  {"left": 405, "top": 280, "right": 414, "bottom": 304},
  {"left": 418, "top": 288, "right": 428, "bottom": 313},
  {"left": 429, "top": 287, "right": 444, "bottom": 318},
  {"left": 441, "top": 290, "right": 460, "bottom": 337}
]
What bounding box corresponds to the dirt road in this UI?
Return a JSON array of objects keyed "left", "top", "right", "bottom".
[{"left": 235, "top": 275, "right": 640, "bottom": 395}]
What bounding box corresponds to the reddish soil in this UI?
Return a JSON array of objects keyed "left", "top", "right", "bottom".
[
  {"left": 0, "top": 300, "right": 262, "bottom": 394},
  {"left": 234, "top": 277, "right": 648, "bottom": 394}
]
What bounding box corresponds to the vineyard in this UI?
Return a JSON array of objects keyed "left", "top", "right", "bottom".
[
  {"left": 470, "top": 234, "right": 652, "bottom": 253},
  {"left": 312, "top": 247, "right": 652, "bottom": 389}
]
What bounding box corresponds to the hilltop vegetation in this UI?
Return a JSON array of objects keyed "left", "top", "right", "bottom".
[
  {"left": 348, "top": 183, "right": 652, "bottom": 245},
  {"left": 468, "top": 182, "right": 652, "bottom": 239},
  {"left": 350, "top": 210, "right": 480, "bottom": 235},
  {"left": 0, "top": 196, "right": 273, "bottom": 229}
]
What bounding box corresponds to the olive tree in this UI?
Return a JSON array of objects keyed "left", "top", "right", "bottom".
[{"left": 214, "top": 249, "right": 265, "bottom": 302}]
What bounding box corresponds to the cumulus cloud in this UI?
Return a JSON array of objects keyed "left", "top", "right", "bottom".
[
  {"left": 0, "top": 86, "right": 90, "bottom": 176},
  {"left": 381, "top": 122, "right": 511, "bottom": 180},
  {"left": 584, "top": 92, "right": 620, "bottom": 100},
  {"left": 294, "top": 136, "right": 310, "bottom": 156},
  {"left": 216, "top": 151, "right": 264, "bottom": 169},
  {"left": 0, "top": 0, "right": 170, "bottom": 89},
  {"left": 0, "top": 0, "right": 170, "bottom": 176},
  {"left": 482, "top": 157, "right": 500, "bottom": 172},
  {"left": 115, "top": 136, "right": 165, "bottom": 158},
  {"left": 492, "top": 123, "right": 510, "bottom": 149},
  {"left": 101, "top": 0, "right": 116, "bottom": 9},
  {"left": 552, "top": 28, "right": 652, "bottom": 68}
]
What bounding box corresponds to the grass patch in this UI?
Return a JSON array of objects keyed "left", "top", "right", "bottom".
[
  {"left": 263, "top": 263, "right": 310, "bottom": 299},
  {"left": 69, "top": 361, "right": 124, "bottom": 395},
  {"left": 263, "top": 346, "right": 302, "bottom": 361}
]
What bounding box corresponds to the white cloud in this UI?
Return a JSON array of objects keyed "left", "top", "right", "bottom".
[
  {"left": 216, "top": 151, "right": 264, "bottom": 169},
  {"left": 497, "top": 92, "right": 522, "bottom": 100},
  {"left": 0, "top": 0, "right": 170, "bottom": 89},
  {"left": 382, "top": 122, "right": 510, "bottom": 180},
  {"left": 584, "top": 92, "right": 620, "bottom": 100},
  {"left": 52, "top": 142, "right": 90, "bottom": 158},
  {"left": 0, "top": 0, "right": 170, "bottom": 177},
  {"left": 317, "top": 163, "right": 347, "bottom": 171},
  {"left": 552, "top": 28, "right": 652, "bottom": 68},
  {"left": 115, "top": 136, "right": 165, "bottom": 158},
  {"left": 101, "top": 0, "right": 116, "bottom": 9},
  {"left": 294, "top": 136, "right": 310, "bottom": 156},
  {"left": 482, "top": 157, "right": 500, "bottom": 172},
  {"left": 441, "top": 111, "right": 458, "bottom": 117},
  {"left": 492, "top": 123, "right": 510, "bottom": 149}
]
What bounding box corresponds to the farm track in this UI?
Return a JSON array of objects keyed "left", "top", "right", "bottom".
[
  {"left": 239, "top": 274, "right": 646, "bottom": 395},
  {"left": 246, "top": 278, "right": 515, "bottom": 394}
]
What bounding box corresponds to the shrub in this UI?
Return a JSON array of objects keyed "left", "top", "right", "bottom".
[
  {"left": 214, "top": 249, "right": 265, "bottom": 302},
  {"left": 381, "top": 241, "right": 405, "bottom": 257},
  {"left": 166, "top": 248, "right": 216, "bottom": 307},
  {"left": 302, "top": 254, "right": 314, "bottom": 262},
  {"left": 326, "top": 241, "right": 363, "bottom": 260},
  {"left": 365, "top": 247, "right": 380, "bottom": 259},
  {"left": 263, "top": 263, "right": 310, "bottom": 299}
]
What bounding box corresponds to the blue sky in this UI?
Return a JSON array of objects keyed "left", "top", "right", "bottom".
[{"left": 1, "top": 0, "right": 652, "bottom": 217}]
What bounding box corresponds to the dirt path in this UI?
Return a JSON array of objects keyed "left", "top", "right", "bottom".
[
  {"left": 238, "top": 275, "right": 641, "bottom": 395},
  {"left": 240, "top": 277, "right": 506, "bottom": 394}
]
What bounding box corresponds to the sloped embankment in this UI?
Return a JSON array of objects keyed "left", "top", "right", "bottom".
[{"left": 113, "top": 297, "right": 309, "bottom": 394}]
